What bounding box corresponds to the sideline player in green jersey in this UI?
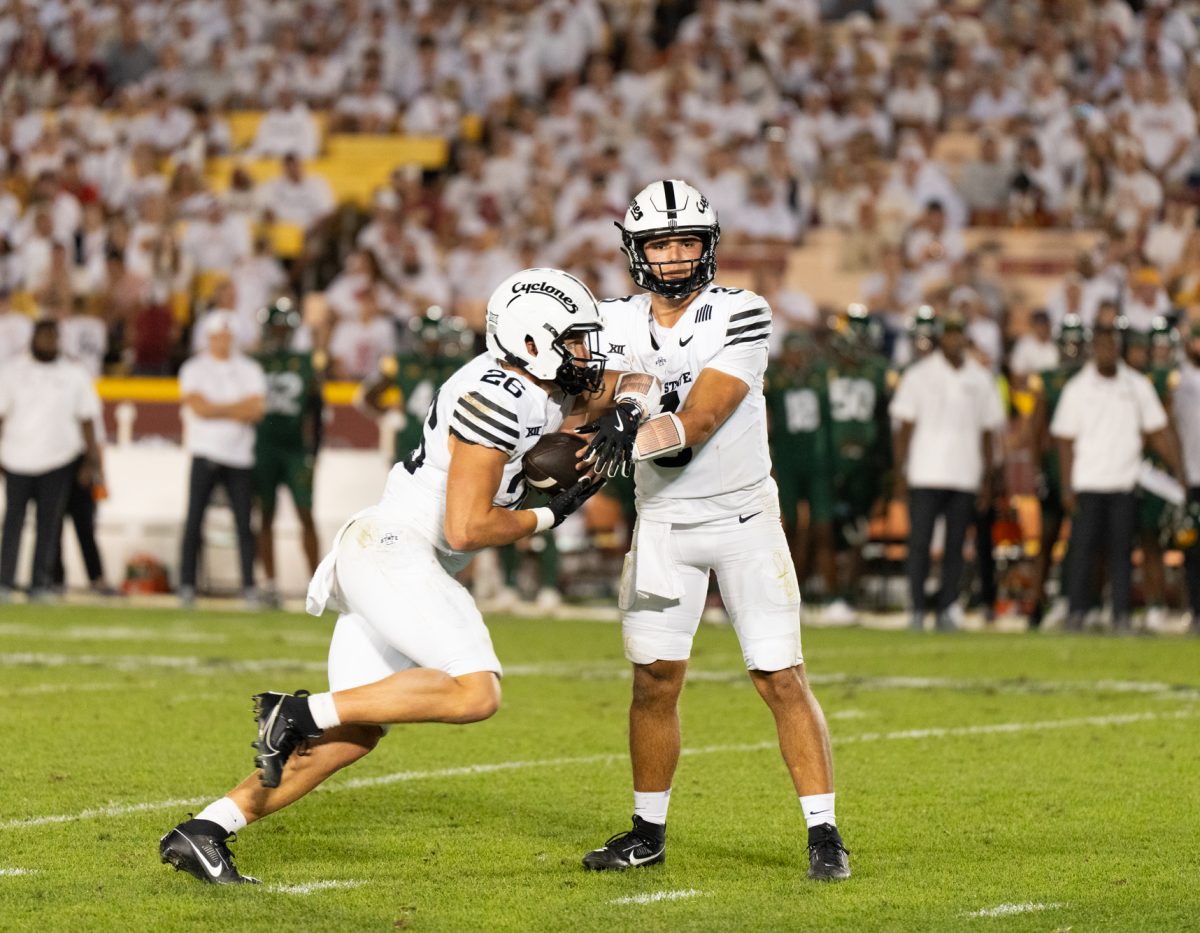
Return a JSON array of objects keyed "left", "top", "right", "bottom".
[
  {"left": 819, "top": 306, "right": 893, "bottom": 622},
  {"left": 1131, "top": 318, "right": 1182, "bottom": 629},
  {"left": 254, "top": 299, "right": 325, "bottom": 604},
  {"left": 764, "top": 330, "right": 834, "bottom": 594},
  {"left": 359, "top": 308, "right": 473, "bottom": 463},
  {"left": 1026, "top": 315, "right": 1087, "bottom": 628}
]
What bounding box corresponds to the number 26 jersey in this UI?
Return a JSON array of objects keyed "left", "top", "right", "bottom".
[
  {"left": 380, "top": 353, "right": 571, "bottom": 556},
  {"left": 600, "top": 285, "right": 776, "bottom": 523}
]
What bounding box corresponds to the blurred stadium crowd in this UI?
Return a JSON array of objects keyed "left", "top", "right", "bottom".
[{"left": 0, "top": 0, "right": 1199, "bottom": 632}]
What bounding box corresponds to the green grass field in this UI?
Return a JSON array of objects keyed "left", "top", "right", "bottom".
[{"left": 2, "top": 603, "right": 1200, "bottom": 932}]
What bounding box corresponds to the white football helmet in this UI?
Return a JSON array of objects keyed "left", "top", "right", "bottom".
[
  {"left": 484, "top": 268, "right": 606, "bottom": 395},
  {"left": 618, "top": 179, "right": 721, "bottom": 298}
]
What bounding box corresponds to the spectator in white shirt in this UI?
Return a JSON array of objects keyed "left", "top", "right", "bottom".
[
  {"left": 724, "top": 174, "right": 801, "bottom": 248},
  {"left": 1051, "top": 317, "right": 1183, "bottom": 631},
  {"left": 1009, "top": 309, "right": 1060, "bottom": 378},
  {"left": 0, "top": 320, "right": 102, "bottom": 600},
  {"left": 1131, "top": 69, "right": 1196, "bottom": 182},
  {"left": 181, "top": 196, "right": 252, "bottom": 279},
  {"left": 57, "top": 298, "right": 109, "bottom": 377},
  {"left": 334, "top": 72, "right": 399, "bottom": 133},
  {"left": 257, "top": 154, "right": 335, "bottom": 232},
  {"left": 967, "top": 66, "right": 1026, "bottom": 130},
  {"left": 328, "top": 290, "right": 395, "bottom": 381},
  {"left": 886, "top": 56, "right": 942, "bottom": 134},
  {"left": 248, "top": 89, "right": 321, "bottom": 160},
  {"left": 177, "top": 312, "right": 267, "bottom": 606},
  {"left": 890, "top": 313, "right": 1005, "bottom": 631}
]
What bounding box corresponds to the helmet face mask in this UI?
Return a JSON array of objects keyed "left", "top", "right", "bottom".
[
  {"left": 484, "top": 268, "right": 606, "bottom": 397},
  {"left": 619, "top": 180, "right": 720, "bottom": 299}
]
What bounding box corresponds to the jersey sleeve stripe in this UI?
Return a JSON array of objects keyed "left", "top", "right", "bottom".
[
  {"left": 725, "top": 320, "right": 771, "bottom": 337},
  {"left": 466, "top": 390, "right": 518, "bottom": 422},
  {"left": 725, "top": 332, "right": 771, "bottom": 348},
  {"left": 456, "top": 396, "right": 520, "bottom": 438},
  {"left": 450, "top": 414, "right": 516, "bottom": 452},
  {"left": 729, "top": 306, "right": 770, "bottom": 322}
]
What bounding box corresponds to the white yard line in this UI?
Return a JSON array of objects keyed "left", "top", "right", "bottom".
[
  {"left": 5, "top": 709, "right": 1193, "bottom": 832},
  {"left": 502, "top": 663, "right": 1200, "bottom": 700},
  {"left": 966, "top": 902, "right": 1063, "bottom": 918},
  {"left": 610, "top": 889, "right": 706, "bottom": 905},
  {"left": 0, "top": 624, "right": 227, "bottom": 644},
  {"left": 266, "top": 880, "right": 366, "bottom": 895},
  {"left": 0, "top": 652, "right": 326, "bottom": 674},
  {"left": 0, "top": 681, "right": 166, "bottom": 698},
  {"left": 0, "top": 868, "right": 38, "bottom": 876}
]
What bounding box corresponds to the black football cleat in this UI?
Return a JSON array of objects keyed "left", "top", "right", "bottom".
[
  {"left": 807, "top": 822, "right": 851, "bottom": 881},
  {"left": 159, "top": 818, "right": 259, "bottom": 885},
  {"left": 252, "top": 690, "right": 323, "bottom": 788},
  {"left": 582, "top": 815, "right": 666, "bottom": 871}
]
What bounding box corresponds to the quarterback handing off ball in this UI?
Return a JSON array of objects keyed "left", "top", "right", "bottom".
[{"left": 523, "top": 433, "right": 588, "bottom": 497}]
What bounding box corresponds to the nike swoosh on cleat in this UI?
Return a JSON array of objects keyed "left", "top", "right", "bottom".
[
  {"left": 738, "top": 512, "right": 762, "bottom": 524},
  {"left": 182, "top": 834, "right": 225, "bottom": 879},
  {"left": 626, "top": 846, "right": 664, "bottom": 866}
]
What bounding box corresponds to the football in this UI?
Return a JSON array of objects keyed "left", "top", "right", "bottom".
[{"left": 522, "top": 432, "right": 587, "bottom": 496}]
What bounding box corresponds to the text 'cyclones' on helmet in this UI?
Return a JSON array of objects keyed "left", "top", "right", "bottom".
[
  {"left": 618, "top": 179, "right": 720, "bottom": 299},
  {"left": 484, "top": 268, "right": 606, "bottom": 396}
]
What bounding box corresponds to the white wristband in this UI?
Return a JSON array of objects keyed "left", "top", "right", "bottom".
[{"left": 531, "top": 507, "right": 556, "bottom": 533}]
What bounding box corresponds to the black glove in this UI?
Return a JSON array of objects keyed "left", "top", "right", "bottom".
[
  {"left": 547, "top": 476, "right": 605, "bottom": 527},
  {"left": 576, "top": 400, "right": 642, "bottom": 477}
]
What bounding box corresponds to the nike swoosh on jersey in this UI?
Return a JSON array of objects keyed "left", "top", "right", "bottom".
[
  {"left": 183, "top": 835, "right": 225, "bottom": 878},
  {"left": 738, "top": 512, "right": 762, "bottom": 524},
  {"left": 679, "top": 334, "right": 694, "bottom": 346}
]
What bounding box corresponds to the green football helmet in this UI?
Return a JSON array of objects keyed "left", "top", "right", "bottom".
[
  {"left": 1058, "top": 314, "right": 1087, "bottom": 362},
  {"left": 258, "top": 297, "right": 302, "bottom": 331},
  {"left": 408, "top": 306, "right": 473, "bottom": 359}
]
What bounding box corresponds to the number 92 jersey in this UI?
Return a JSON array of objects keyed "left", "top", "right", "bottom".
[
  {"left": 600, "top": 285, "right": 776, "bottom": 522},
  {"left": 379, "top": 352, "right": 572, "bottom": 557}
]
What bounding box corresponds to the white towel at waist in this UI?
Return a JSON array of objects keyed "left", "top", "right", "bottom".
[
  {"left": 305, "top": 507, "right": 372, "bottom": 616},
  {"left": 629, "top": 518, "right": 683, "bottom": 604}
]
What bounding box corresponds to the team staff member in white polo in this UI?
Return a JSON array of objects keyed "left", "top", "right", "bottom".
[
  {"left": 178, "top": 312, "right": 267, "bottom": 606},
  {"left": 1051, "top": 318, "right": 1183, "bottom": 633},
  {"left": 0, "top": 320, "right": 102, "bottom": 601},
  {"left": 1176, "top": 320, "right": 1200, "bottom": 631},
  {"left": 890, "top": 311, "right": 1005, "bottom": 632}
]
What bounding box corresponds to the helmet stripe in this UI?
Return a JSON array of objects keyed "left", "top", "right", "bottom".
[{"left": 662, "top": 180, "right": 677, "bottom": 221}]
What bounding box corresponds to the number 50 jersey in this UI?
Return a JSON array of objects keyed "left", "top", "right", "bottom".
[
  {"left": 600, "top": 285, "right": 776, "bottom": 523},
  {"left": 379, "top": 352, "right": 572, "bottom": 559}
]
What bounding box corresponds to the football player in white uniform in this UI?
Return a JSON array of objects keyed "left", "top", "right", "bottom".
[
  {"left": 159, "top": 269, "right": 607, "bottom": 884},
  {"left": 579, "top": 181, "right": 850, "bottom": 880}
]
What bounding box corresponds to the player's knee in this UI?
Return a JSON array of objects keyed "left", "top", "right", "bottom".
[
  {"left": 751, "top": 664, "right": 811, "bottom": 707},
  {"left": 631, "top": 661, "right": 686, "bottom": 709},
  {"left": 451, "top": 672, "right": 501, "bottom": 723}
]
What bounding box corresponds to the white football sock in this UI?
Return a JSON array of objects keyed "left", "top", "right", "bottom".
[
  {"left": 195, "top": 796, "right": 247, "bottom": 834},
  {"left": 799, "top": 792, "right": 836, "bottom": 829},
  {"left": 307, "top": 691, "right": 342, "bottom": 730},
  {"left": 633, "top": 789, "right": 671, "bottom": 826}
]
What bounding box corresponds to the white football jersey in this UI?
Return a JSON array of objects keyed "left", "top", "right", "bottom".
[
  {"left": 601, "top": 285, "right": 777, "bottom": 521},
  {"left": 378, "top": 353, "right": 571, "bottom": 559}
]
